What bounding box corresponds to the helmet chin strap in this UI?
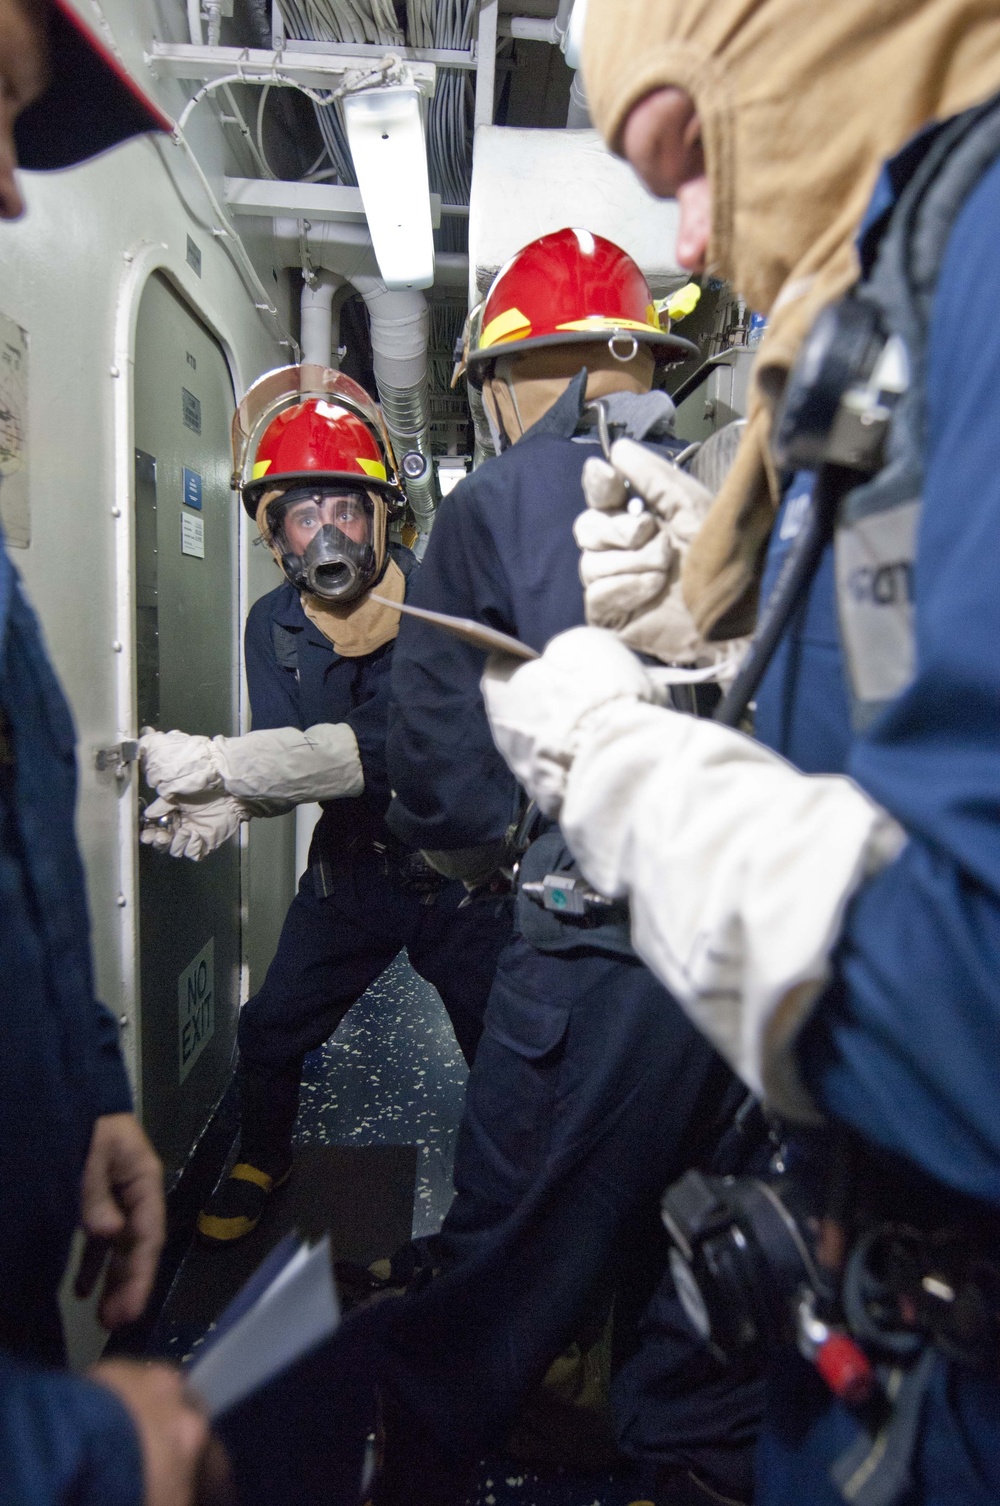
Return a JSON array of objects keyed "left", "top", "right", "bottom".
[
  {"left": 500, "top": 371, "right": 528, "bottom": 440},
  {"left": 483, "top": 393, "right": 508, "bottom": 458},
  {"left": 483, "top": 372, "right": 526, "bottom": 455}
]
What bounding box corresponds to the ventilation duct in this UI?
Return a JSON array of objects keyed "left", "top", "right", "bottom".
[{"left": 353, "top": 274, "right": 437, "bottom": 534}]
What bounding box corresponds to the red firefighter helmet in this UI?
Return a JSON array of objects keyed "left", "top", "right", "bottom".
[
  {"left": 463, "top": 228, "right": 695, "bottom": 386},
  {"left": 234, "top": 365, "right": 402, "bottom": 519}
]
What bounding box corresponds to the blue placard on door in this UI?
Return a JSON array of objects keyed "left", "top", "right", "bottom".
[{"left": 183, "top": 467, "right": 203, "bottom": 511}]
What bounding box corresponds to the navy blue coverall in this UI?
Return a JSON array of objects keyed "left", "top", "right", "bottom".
[
  {"left": 375, "top": 388, "right": 762, "bottom": 1495},
  {"left": 750, "top": 131, "right": 1000, "bottom": 1503},
  {"left": 236, "top": 553, "right": 511, "bottom": 1166},
  {"left": 0, "top": 536, "right": 144, "bottom": 1504}
]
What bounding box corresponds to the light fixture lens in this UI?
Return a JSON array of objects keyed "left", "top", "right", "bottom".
[{"left": 343, "top": 86, "right": 435, "bottom": 291}]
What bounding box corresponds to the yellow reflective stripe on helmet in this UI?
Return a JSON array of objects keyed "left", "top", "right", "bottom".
[
  {"left": 555, "top": 316, "right": 658, "bottom": 334},
  {"left": 480, "top": 306, "right": 532, "bottom": 350},
  {"left": 252, "top": 458, "right": 273, "bottom": 480},
  {"left": 357, "top": 458, "right": 387, "bottom": 480}
]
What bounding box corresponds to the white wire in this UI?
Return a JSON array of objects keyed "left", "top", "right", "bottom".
[
  {"left": 303, "top": 139, "right": 334, "bottom": 177},
  {"left": 157, "top": 129, "right": 298, "bottom": 355},
  {"left": 254, "top": 83, "right": 276, "bottom": 178},
  {"left": 221, "top": 82, "right": 274, "bottom": 178},
  {"left": 178, "top": 73, "right": 337, "bottom": 133}
]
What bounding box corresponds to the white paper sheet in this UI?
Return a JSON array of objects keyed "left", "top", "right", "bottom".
[{"left": 187, "top": 1236, "right": 340, "bottom": 1419}]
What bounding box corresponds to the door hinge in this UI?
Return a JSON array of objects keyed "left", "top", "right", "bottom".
[{"left": 94, "top": 740, "right": 140, "bottom": 778}]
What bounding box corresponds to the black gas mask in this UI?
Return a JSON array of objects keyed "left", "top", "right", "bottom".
[{"left": 268, "top": 485, "right": 384, "bottom": 604}]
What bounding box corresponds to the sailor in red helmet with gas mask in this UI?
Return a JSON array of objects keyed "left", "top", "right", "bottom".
[{"left": 140, "top": 365, "right": 511, "bottom": 1245}]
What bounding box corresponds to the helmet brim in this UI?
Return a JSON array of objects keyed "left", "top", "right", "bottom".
[
  {"left": 15, "top": 1, "right": 171, "bottom": 172},
  {"left": 464, "top": 327, "right": 698, "bottom": 388},
  {"left": 241, "top": 470, "right": 403, "bottom": 520}
]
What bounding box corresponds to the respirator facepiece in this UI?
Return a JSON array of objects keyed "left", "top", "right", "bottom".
[{"left": 268, "top": 485, "right": 384, "bottom": 603}]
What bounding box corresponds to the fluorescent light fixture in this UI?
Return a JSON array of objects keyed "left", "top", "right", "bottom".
[{"left": 342, "top": 86, "right": 435, "bottom": 291}]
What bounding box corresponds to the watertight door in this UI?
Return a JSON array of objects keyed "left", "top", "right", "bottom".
[{"left": 133, "top": 272, "right": 240, "bottom": 1185}]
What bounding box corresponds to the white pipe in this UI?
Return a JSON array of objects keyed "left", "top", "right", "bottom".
[
  {"left": 351, "top": 275, "right": 429, "bottom": 390},
  {"left": 555, "top": 0, "right": 576, "bottom": 43},
  {"left": 507, "top": 1, "right": 576, "bottom": 47},
  {"left": 434, "top": 252, "right": 470, "bottom": 290},
  {"left": 508, "top": 16, "right": 558, "bottom": 43},
  {"left": 187, "top": 0, "right": 203, "bottom": 45},
  {"left": 567, "top": 72, "right": 590, "bottom": 128},
  {"left": 300, "top": 274, "right": 341, "bottom": 367},
  {"left": 272, "top": 219, "right": 468, "bottom": 292}
]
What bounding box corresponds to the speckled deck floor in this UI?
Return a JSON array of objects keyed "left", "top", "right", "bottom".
[
  {"left": 297, "top": 951, "right": 645, "bottom": 1506},
  {"left": 295, "top": 949, "right": 469, "bottom": 1238},
  {"left": 160, "top": 948, "right": 644, "bottom": 1505}
]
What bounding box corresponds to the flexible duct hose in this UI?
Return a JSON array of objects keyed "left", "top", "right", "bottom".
[{"left": 351, "top": 274, "right": 439, "bottom": 534}]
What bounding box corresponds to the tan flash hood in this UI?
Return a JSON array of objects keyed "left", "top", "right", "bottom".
[{"left": 584, "top": 0, "right": 1000, "bottom": 636}]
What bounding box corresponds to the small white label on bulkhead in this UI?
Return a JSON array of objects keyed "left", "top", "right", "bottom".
[
  {"left": 178, "top": 937, "right": 214, "bottom": 1084},
  {"left": 181, "top": 512, "right": 205, "bottom": 558}
]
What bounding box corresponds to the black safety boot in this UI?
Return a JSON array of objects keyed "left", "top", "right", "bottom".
[
  {"left": 196, "top": 1151, "right": 293, "bottom": 1245},
  {"left": 336, "top": 1235, "right": 447, "bottom": 1314}
]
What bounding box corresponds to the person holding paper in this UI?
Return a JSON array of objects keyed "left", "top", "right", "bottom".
[
  {"left": 369, "top": 230, "right": 764, "bottom": 1506},
  {"left": 140, "top": 366, "right": 513, "bottom": 1246},
  {"left": 0, "top": 5, "right": 228, "bottom": 1504}
]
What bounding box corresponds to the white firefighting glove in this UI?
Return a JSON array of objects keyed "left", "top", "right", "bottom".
[
  {"left": 482, "top": 627, "right": 906, "bottom": 1121},
  {"left": 482, "top": 626, "right": 662, "bottom": 819},
  {"left": 576, "top": 439, "right": 745, "bottom": 678},
  {"left": 140, "top": 794, "right": 245, "bottom": 861},
  {"left": 139, "top": 723, "right": 364, "bottom": 804},
  {"left": 140, "top": 792, "right": 293, "bottom": 861}
]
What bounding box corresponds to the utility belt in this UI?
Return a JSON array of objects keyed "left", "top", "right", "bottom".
[
  {"left": 311, "top": 830, "right": 451, "bottom": 899},
  {"left": 513, "top": 819, "right": 635, "bottom": 958}
]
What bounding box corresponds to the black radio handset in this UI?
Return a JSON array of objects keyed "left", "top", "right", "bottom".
[{"left": 714, "top": 294, "right": 909, "bottom": 728}]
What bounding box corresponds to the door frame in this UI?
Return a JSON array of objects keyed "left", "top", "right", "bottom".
[{"left": 112, "top": 246, "right": 250, "bottom": 1111}]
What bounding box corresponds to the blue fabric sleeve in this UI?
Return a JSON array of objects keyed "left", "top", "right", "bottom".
[
  {"left": 800, "top": 156, "right": 1000, "bottom": 1209},
  {"left": 386, "top": 485, "right": 521, "bottom": 850},
  {"left": 89, "top": 999, "right": 133, "bottom": 1117},
  {"left": 244, "top": 597, "right": 303, "bottom": 732},
  {"left": 0, "top": 1355, "right": 144, "bottom": 1506}
]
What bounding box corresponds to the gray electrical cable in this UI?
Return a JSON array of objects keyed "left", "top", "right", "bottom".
[{"left": 281, "top": 0, "right": 477, "bottom": 207}]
